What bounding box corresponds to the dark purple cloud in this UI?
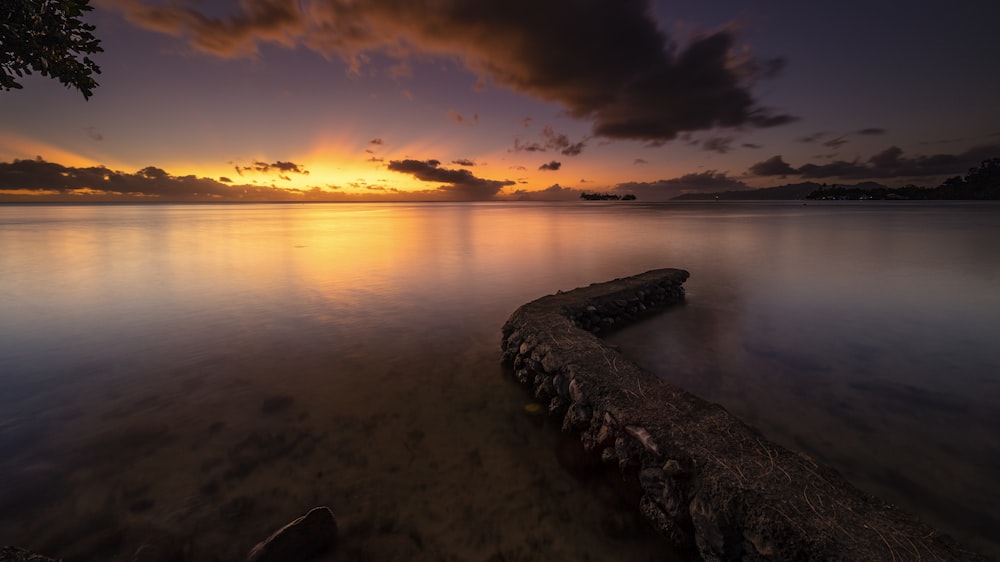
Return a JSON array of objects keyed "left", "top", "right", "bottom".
[
  {"left": 798, "top": 131, "right": 828, "bottom": 143},
  {"left": 749, "top": 155, "right": 797, "bottom": 176},
  {"left": 386, "top": 158, "right": 513, "bottom": 199},
  {"left": 511, "top": 125, "right": 588, "bottom": 155},
  {"left": 857, "top": 128, "right": 886, "bottom": 135},
  {"left": 822, "top": 136, "right": 848, "bottom": 149},
  {"left": 702, "top": 136, "right": 735, "bottom": 154},
  {"left": 0, "top": 157, "right": 514, "bottom": 201},
  {"left": 748, "top": 144, "right": 1000, "bottom": 180},
  {"left": 613, "top": 171, "right": 747, "bottom": 201},
  {"left": 0, "top": 157, "right": 307, "bottom": 200},
  {"left": 505, "top": 184, "right": 581, "bottom": 201},
  {"left": 107, "top": 0, "right": 795, "bottom": 142},
  {"left": 233, "top": 160, "right": 309, "bottom": 178},
  {"left": 539, "top": 161, "right": 562, "bottom": 171}
]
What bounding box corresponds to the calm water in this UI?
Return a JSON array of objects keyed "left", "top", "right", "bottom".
[{"left": 0, "top": 202, "right": 998, "bottom": 560}]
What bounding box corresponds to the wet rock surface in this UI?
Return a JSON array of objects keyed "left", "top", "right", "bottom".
[
  {"left": 246, "top": 506, "right": 337, "bottom": 562},
  {"left": 0, "top": 546, "right": 59, "bottom": 562},
  {"left": 501, "top": 267, "right": 988, "bottom": 561}
]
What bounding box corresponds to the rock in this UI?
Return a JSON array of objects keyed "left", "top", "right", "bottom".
[
  {"left": 0, "top": 546, "right": 60, "bottom": 562},
  {"left": 246, "top": 506, "right": 337, "bottom": 562}
]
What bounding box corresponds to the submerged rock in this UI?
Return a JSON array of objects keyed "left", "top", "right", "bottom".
[
  {"left": 500, "top": 268, "right": 989, "bottom": 561},
  {"left": 0, "top": 546, "right": 60, "bottom": 562},
  {"left": 246, "top": 506, "right": 338, "bottom": 562}
]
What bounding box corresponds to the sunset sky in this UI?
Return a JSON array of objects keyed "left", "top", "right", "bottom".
[{"left": 2, "top": 0, "right": 999, "bottom": 201}]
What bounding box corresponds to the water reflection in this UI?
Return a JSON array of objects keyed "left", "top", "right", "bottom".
[
  {"left": 608, "top": 202, "right": 1000, "bottom": 557},
  {"left": 1, "top": 202, "right": 998, "bottom": 559}
]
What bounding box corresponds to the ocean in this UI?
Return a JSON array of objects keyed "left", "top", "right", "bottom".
[{"left": 1, "top": 201, "right": 998, "bottom": 560}]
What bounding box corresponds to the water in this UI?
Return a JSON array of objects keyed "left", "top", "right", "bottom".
[{"left": 0, "top": 202, "right": 997, "bottom": 560}]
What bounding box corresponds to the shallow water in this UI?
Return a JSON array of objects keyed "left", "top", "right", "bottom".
[{"left": 1, "top": 201, "right": 998, "bottom": 559}]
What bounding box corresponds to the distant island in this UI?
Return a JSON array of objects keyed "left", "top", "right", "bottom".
[
  {"left": 581, "top": 192, "right": 637, "bottom": 201},
  {"left": 672, "top": 158, "right": 1000, "bottom": 201}
]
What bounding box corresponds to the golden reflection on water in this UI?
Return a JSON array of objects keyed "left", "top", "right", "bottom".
[{"left": 1, "top": 202, "right": 999, "bottom": 560}]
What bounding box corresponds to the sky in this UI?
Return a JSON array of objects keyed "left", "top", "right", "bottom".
[{"left": 2, "top": 0, "right": 999, "bottom": 201}]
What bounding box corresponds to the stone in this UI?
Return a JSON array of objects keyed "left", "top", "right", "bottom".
[
  {"left": 246, "top": 506, "right": 337, "bottom": 562},
  {"left": 499, "top": 268, "right": 989, "bottom": 561},
  {"left": 0, "top": 547, "right": 60, "bottom": 562}
]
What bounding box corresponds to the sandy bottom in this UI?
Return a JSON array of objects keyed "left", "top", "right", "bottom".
[{"left": 0, "top": 333, "right": 686, "bottom": 561}]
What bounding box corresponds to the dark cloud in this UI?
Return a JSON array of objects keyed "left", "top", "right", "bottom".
[
  {"left": 452, "top": 159, "right": 476, "bottom": 166},
  {"left": 505, "top": 184, "right": 581, "bottom": 201},
  {"left": 742, "top": 142, "right": 762, "bottom": 149},
  {"left": 370, "top": 138, "right": 384, "bottom": 145},
  {"left": 1, "top": 157, "right": 520, "bottom": 201},
  {"left": 857, "top": 128, "right": 886, "bottom": 135},
  {"left": 367, "top": 156, "right": 384, "bottom": 162},
  {"left": 138, "top": 166, "right": 169, "bottom": 179},
  {"left": 748, "top": 144, "right": 1000, "bottom": 181},
  {"left": 633, "top": 158, "right": 648, "bottom": 165},
  {"left": 823, "top": 136, "right": 848, "bottom": 148},
  {"left": 510, "top": 138, "right": 546, "bottom": 153},
  {"left": 107, "top": 0, "right": 794, "bottom": 142},
  {"left": 511, "top": 124, "right": 588, "bottom": 155},
  {"left": 0, "top": 157, "right": 317, "bottom": 201},
  {"left": 386, "top": 158, "right": 513, "bottom": 199},
  {"left": 219, "top": 176, "right": 233, "bottom": 183},
  {"left": 748, "top": 155, "right": 797, "bottom": 176},
  {"left": 539, "top": 161, "right": 562, "bottom": 171},
  {"left": 541, "top": 125, "right": 588, "bottom": 156},
  {"left": 253, "top": 160, "right": 309, "bottom": 174},
  {"left": 614, "top": 171, "right": 747, "bottom": 201},
  {"left": 701, "top": 136, "right": 735, "bottom": 154},
  {"left": 798, "top": 131, "right": 828, "bottom": 143}
]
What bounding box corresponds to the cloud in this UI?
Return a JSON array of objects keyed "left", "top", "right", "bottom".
[
  {"left": 370, "top": 137, "right": 384, "bottom": 145},
  {"left": 742, "top": 142, "right": 762, "bottom": 149},
  {"left": 510, "top": 138, "right": 545, "bottom": 153},
  {"left": 539, "top": 160, "right": 562, "bottom": 171},
  {"left": 233, "top": 160, "right": 310, "bottom": 177},
  {"left": 448, "top": 110, "right": 479, "bottom": 125},
  {"left": 0, "top": 157, "right": 314, "bottom": 200},
  {"left": 633, "top": 158, "right": 648, "bottom": 165},
  {"left": 541, "top": 125, "right": 587, "bottom": 156},
  {"left": 701, "top": 136, "right": 735, "bottom": 154},
  {"left": 857, "top": 128, "right": 886, "bottom": 135},
  {"left": 505, "top": 183, "right": 581, "bottom": 201},
  {"left": 748, "top": 155, "right": 797, "bottom": 176},
  {"left": 452, "top": 158, "right": 476, "bottom": 166},
  {"left": 748, "top": 144, "right": 1000, "bottom": 181},
  {"left": 798, "top": 131, "right": 828, "bottom": 143},
  {"left": 386, "top": 158, "right": 513, "bottom": 199},
  {"left": 1, "top": 157, "right": 518, "bottom": 201},
  {"left": 510, "top": 124, "right": 588, "bottom": 155},
  {"left": 823, "top": 136, "right": 848, "bottom": 148},
  {"left": 105, "top": 0, "right": 794, "bottom": 142},
  {"left": 613, "top": 171, "right": 747, "bottom": 201},
  {"left": 84, "top": 126, "right": 103, "bottom": 141}
]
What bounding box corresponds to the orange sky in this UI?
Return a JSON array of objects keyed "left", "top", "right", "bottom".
[{"left": 2, "top": 0, "right": 999, "bottom": 201}]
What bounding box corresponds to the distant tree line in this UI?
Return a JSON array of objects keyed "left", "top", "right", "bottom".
[
  {"left": 581, "top": 192, "right": 637, "bottom": 201},
  {"left": 806, "top": 158, "right": 1000, "bottom": 200}
]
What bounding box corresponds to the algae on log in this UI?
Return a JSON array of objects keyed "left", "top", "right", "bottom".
[{"left": 501, "top": 268, "right": 986, "bottom": 561}]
